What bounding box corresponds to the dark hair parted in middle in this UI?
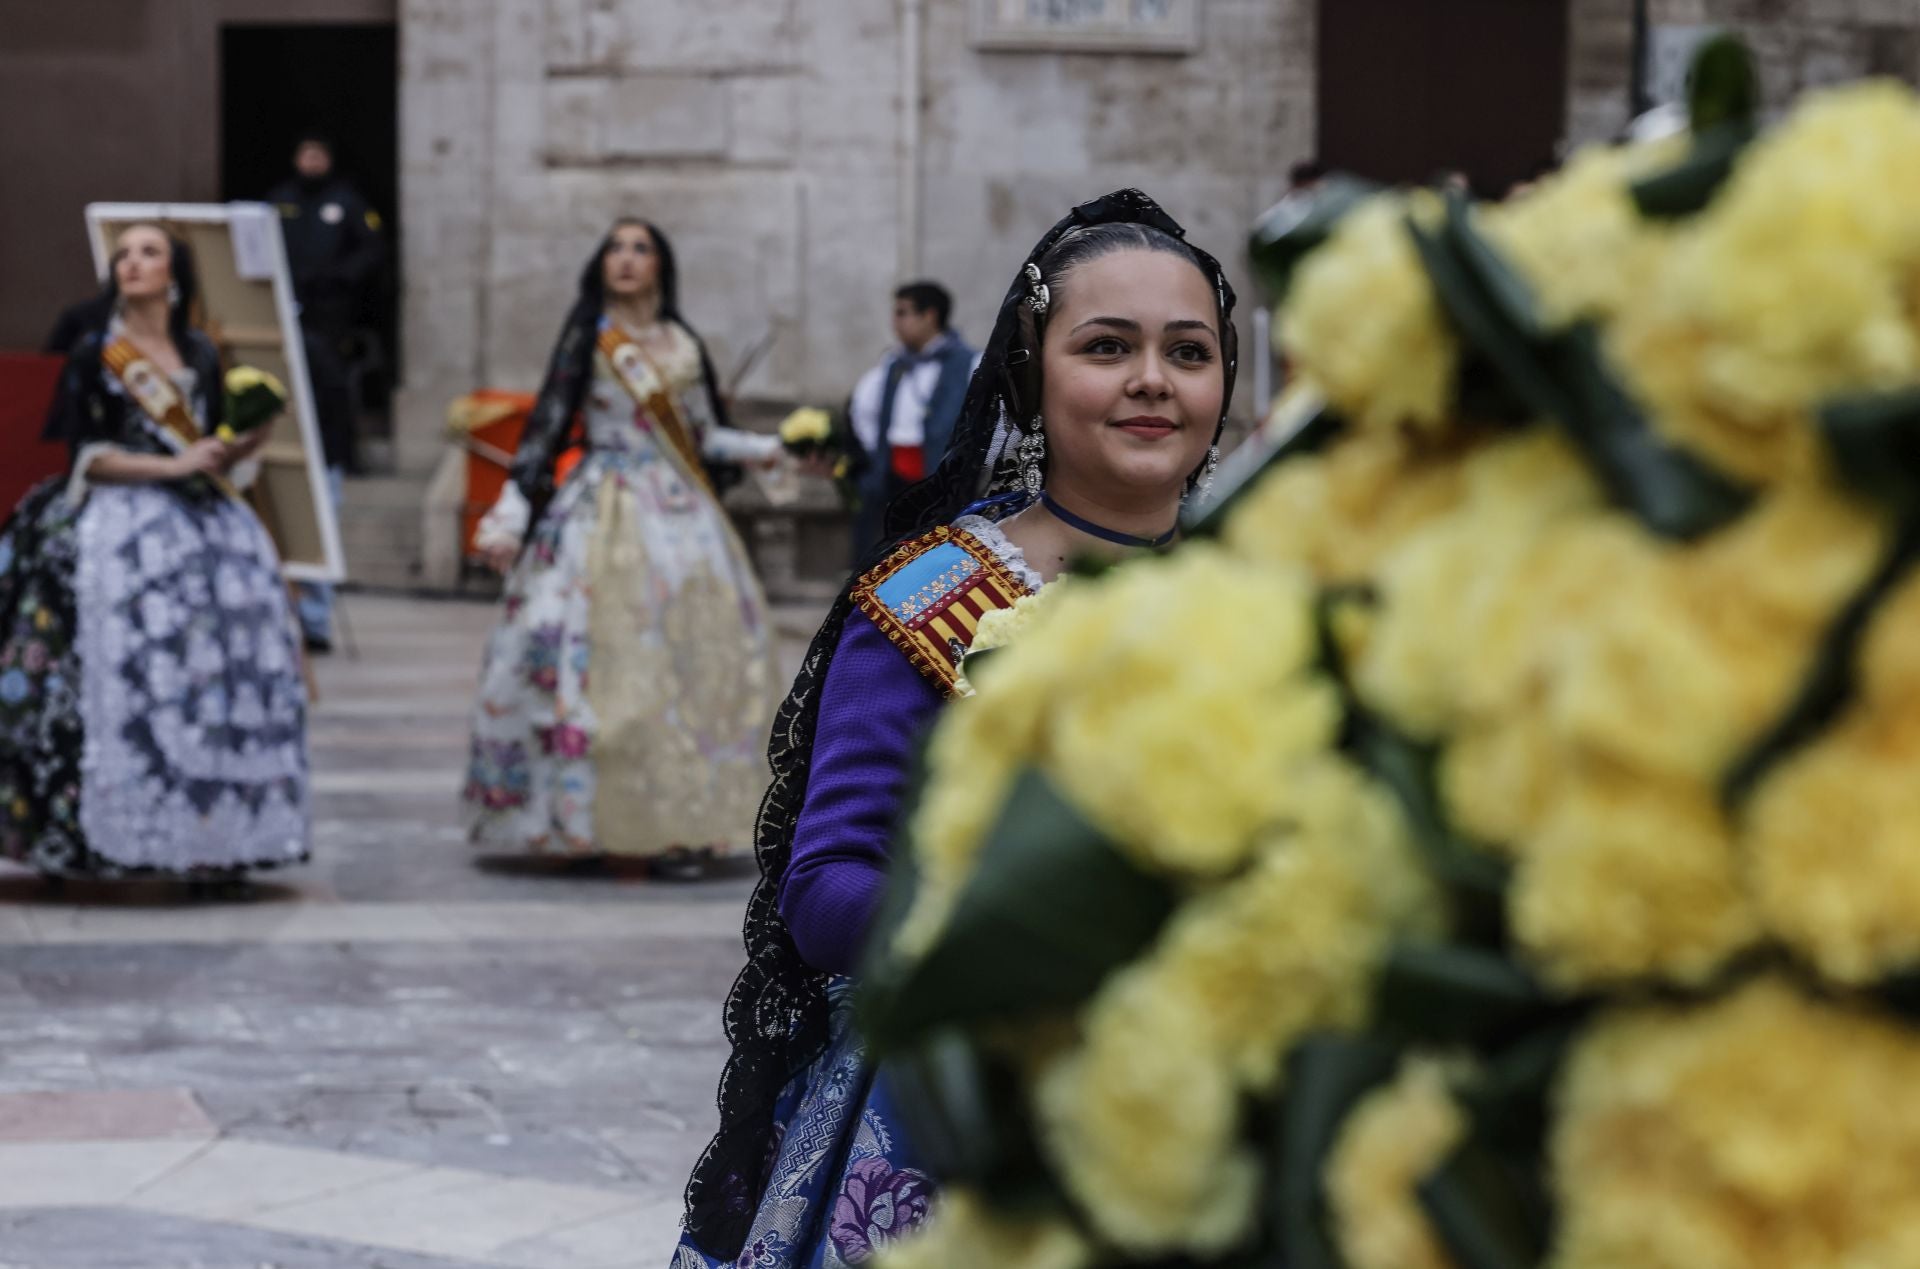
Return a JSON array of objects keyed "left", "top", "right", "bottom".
[
  {"left": 106, "top": 222, "right": 201, "bottom": 346},
  {"left": 1000, "top": 219, "right": 1235, "bottom": 429}
]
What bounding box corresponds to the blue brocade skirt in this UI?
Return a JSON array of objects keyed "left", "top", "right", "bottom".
[{"left": 670, "top": 982, "right": 935, "bottom": 1268}]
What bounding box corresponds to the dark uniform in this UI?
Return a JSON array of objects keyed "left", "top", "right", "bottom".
[
  {"left": 268, "top": 174, "right": 386, "bottom": 475},
  {"left": 270, "top": 172, "right": 386, "bottom": 648}
]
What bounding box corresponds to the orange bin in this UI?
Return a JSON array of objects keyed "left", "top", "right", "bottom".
[{"left": 446, "top": 390, "right": 584, "bottom": 560}]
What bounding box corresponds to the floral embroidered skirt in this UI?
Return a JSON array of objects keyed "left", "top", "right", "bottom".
[
  {"left": 0, "top": 478, "right": 310, "bottom": 876},
  {"left": 670, "top": 982, "right": 935, "bottom": 1268},
  {"left": 462, "top": 450, "right": 778, "bottom": 856}
]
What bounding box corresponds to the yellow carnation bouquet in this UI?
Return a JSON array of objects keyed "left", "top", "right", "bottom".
[
  {"left": 861, "top": 39, "right": 1920, "bottom": 1269},
  {"left": 218, "top": 365, "right": 289, "bottom": 443},
  {"left": 777, "top": 404, "right": 858, "bottom": 506}
]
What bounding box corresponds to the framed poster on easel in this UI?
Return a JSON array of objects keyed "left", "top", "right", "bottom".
[{"left": 84, "top": 201, "right": 346, "bottom": 584}]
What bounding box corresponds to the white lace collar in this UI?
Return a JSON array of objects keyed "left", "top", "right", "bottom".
[{"left": 953, "top": 513, "right": 1044, "bottom": 594}]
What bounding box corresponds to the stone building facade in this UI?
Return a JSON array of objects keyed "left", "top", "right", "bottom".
[
  {"left": 393, "top": 0, "right": 1920, "bottom": 475},
  {"left": 6, "top": 1, "right": 1916, "bottom": 587},
  {"left": 1570, "top": 0, "right": 1920, "bottom": 146},
  {"left": 393, "top": 0, "right": 1318, "bottom": 475}
]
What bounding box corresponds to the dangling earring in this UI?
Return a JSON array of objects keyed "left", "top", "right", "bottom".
[
  {"left": 167, "top": 282, "right": 181, "bottom": 308},
  {"left": 1186, "top": 444, "right": 1220, "bottom": 506},
  {"left": 1018, "top": 419, "right": 1047, "bottom": 496}
]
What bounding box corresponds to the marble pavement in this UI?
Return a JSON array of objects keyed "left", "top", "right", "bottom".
[{"left": 0, "top": 593, "right": 815, "bottom": 1268}]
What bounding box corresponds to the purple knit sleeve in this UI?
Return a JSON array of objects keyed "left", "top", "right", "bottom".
[{"left": 779, "top": 610, "right": 944, "bottom": 976}]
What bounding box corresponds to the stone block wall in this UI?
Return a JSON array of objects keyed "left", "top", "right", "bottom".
[
  {"left": 394, "top": 0, "right": 1317, "bottom": 475},
  {"left": 1566, "top": 0, "right": 1920, "bottom": 146}
]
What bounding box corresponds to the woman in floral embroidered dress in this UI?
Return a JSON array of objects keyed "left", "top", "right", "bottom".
[
  {"left": 462, "top": 218, "right": 790, "bottom": 865},
  {"left": 671, "top": 190, "right": 1240, "bottom": 1268},
  {"left": 0, "top": 223, "right": 309, "bottom": 884}
]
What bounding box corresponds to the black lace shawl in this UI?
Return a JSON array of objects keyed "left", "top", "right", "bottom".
[
  {"left": 681, "top": 189, "right": 1240, "bottom": 1256},
  {"left": 43, "top": 329, "right": 225, "bottom": 459},
  {"left": 505, "top": 222, "right": 736, "bottom": 529}
]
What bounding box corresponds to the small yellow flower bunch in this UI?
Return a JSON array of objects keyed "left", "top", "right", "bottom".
[
  {"left": 870, "top": 45, "right": 1920, "bottom": 1269},
  {"left": 776, "top": 405, "right": 836, "bottom": 455},
  {"left": 218, "top": 365, "right": 289, "bottom": 443},
  {"left": 777, "top": 404, "right": 859, "bottom": 506}
]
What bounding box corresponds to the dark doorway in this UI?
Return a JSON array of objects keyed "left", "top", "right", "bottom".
[
  {"left": 1318, "top": 0, "right": 1569, "bottom": 197},
  {"left": 220, "top": 22, "right": 399, "bottom": 443}
]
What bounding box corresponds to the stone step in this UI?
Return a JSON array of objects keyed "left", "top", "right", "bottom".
[{"left": 338, "top": 474, "right": 429, "bottom": 590}]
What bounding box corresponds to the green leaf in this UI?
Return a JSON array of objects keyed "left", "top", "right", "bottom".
[
  {"left": 1373, "top": 943, "right": 1554, "bottom": 1047},
  {"left": 1821, "top": 388, "right": 1920, "bottom": 509},
  {"left": 1406, "top": 204, "right": 1560, "bottom": 415},
  {"left": 1417, "top": 1135, "right": 1549, "bottom": 1269},
  {"left": 1312, "top": 587, "right": 1511, "bottom": 942},
  {"left": 1687, "top": 33, "right": 1760, "bottom": 134},
  {"left": 956, "top": 643, "right": 1003, "bottom": 687},
  {"left": 1064, "top": 551, "right": 1124, "bottom": 581},
  {"left": 1407, "top": 199, "right": 1751, "bottom": 540},
  {"left": 1628, "top": 34, "right": 1758, "bottom": 219},
  {"left": 1620, "top": 35, "right": 1758, "bottom": 219},
  {"left": 880, "top": 1029, "right": 1002, "bottom": 1180},
  {"left": 1249, "top": 174, "right": 1380, "bottom": 301},
  {"left": 1629, "top": 120, "right": 1756, "bottom": 220},
  {"left": 858, "top": 767, "right": 1176, "bottom": 1054},
  {"left": 1461, "top": 1021, "right": 1584, "bottom": 1157},
  {"left": 1724, "top": 390, "right": 1920, "bottom": 802},
  {"left": 1345, "top": 711, "right": 1510, "bottom": 944},
  {"left": 1441, "top": 200, "right": 1549, "bottom": 344},
  {"left": 1549, "top": 323, "right": 1753, "bottom": 535},
  {"left": 1724, "top": 514, "right": 1920, "bottom": 803},
  {"left": 880, "top": 1029, "right": 1063, "bottom": 1208},
  {"left": 1273, "top": 1033, "right": 1403, "bottom": 1269}
]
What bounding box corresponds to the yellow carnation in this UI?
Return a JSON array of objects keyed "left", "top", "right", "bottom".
[
  {"left": 1280, "top": 194, "right": 1460, "bottom": 434},
  {"left": 1857, "top": 561, "right": 1920, "bottom": 705},
  {"left": 223, "top": 364, "right": 287, "bottom": 397},
  {"left": 1353, "top": 431, "right": 1608, "bottom": 739},
  {"left": 1327, "top": 1057, "right": 1467, "bottom": 1269},
  {"left": 896, "top": 549, "right": 1332, "bottom": 955},
  {"left": 1221, "top": 423, "right": 1473, "bottom": 585},
  {"left": 1750, "top": 707, "right": 1920, "bottom": 985},
  {"left": 1027, "top": 547, "right": 1336, "bottom": 878},
  {"left": 1513, "top": 765, "right": 1757, "bottom": 989},
  {"left": 947, "top": 582, "right": 1081, "bottom": 700},
  {"left": 1131, "top": 759, "right": 1440, "bottom": 1090},
  {"left": 1481, "top": 138, "right": 1679, "bottom": 328},
  {"left": 1035, "top": 759, "right": 1439, "bottom": 1253},
  {"left": 893, "top": 688, "right": 1038, "bottom": 960},
  {"left": 1553, "top": 977, "right": 1920, "bottom": 1269},
  {"left": 1438, "top": 711, "right": 1560, "bottom": 852},
  {"left": 777, "top": 406, "right": 834, "bottom": 446},
  {"left": 964, "top": 584, "right": 1065, "bottom": 664},
  {"left": 1747, "top": 568, "right": 1920, "bottom": 983},
  {"left": 877, "top": 1188, "right": 1090, "bottom": 1269},
  {"left": 1610, "top": 81, "right": 1920, "bottom": 485},
  {"left": 1033, "top": 969, "right": 1262, "bottom": 1256}
]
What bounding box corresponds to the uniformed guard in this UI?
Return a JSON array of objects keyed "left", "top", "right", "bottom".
[{"left": 268, "top": 129, "right": 386, "bottom": 650}]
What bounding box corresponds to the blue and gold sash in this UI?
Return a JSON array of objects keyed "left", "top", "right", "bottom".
[{"left": 851, "top": 526, "right": 1033, "bottom": 697}]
